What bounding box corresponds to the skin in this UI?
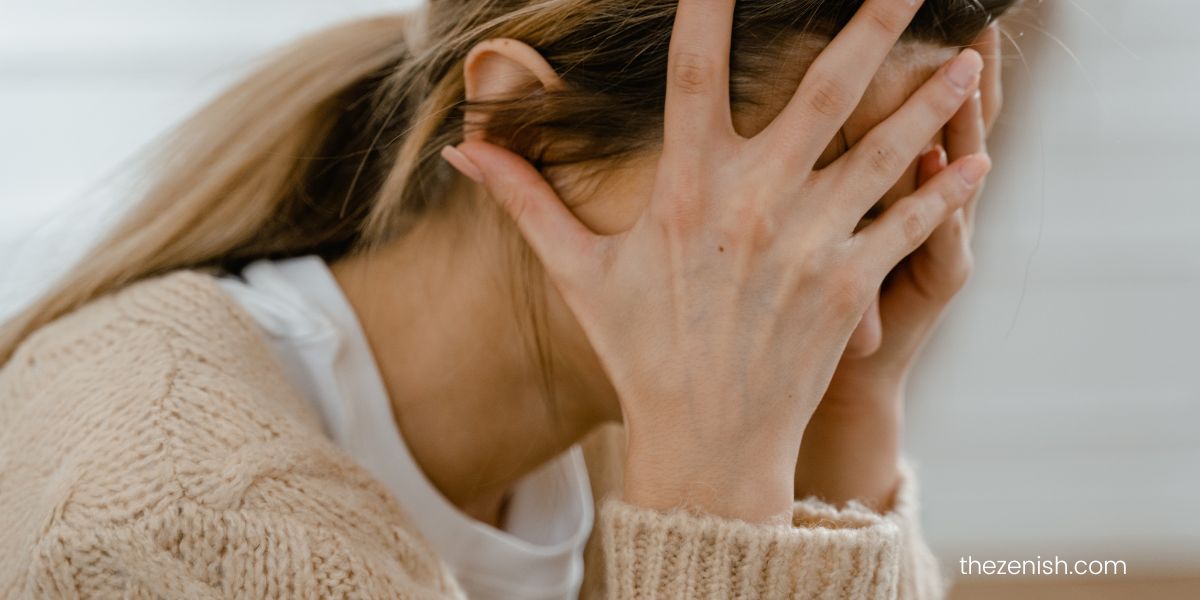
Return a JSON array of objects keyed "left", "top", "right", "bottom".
[
  {"left": 335, "top": 0, "right": 1001, "bottom": 526},
  {"left": 798, "top": 25, "right": 1002, "bottom": 510}
]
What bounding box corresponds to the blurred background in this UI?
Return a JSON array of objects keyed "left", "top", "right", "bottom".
[{"left": 2, "top": 1, "right": 1197, "bottom": 597}]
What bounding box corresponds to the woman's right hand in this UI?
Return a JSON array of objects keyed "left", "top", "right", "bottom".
[{"left": 447, "top": 0, "right": 990, "bottom": 525}]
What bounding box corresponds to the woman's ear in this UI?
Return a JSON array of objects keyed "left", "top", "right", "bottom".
[{"left": 463, "top": 38, "right": 562, "bottom": 141}]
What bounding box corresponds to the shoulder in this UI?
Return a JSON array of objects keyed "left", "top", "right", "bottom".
[
  {"left": 0, "top": 271, "right": 461, "bottom": 598},
  {"left": 2, "top": 270, "right": 324, "bottom": 448},
  {"left": 5, "top": 271, "right": 267, "bottom": 391}
]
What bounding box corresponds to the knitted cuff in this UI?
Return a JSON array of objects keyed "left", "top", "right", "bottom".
[
  {"left": 790, "top": 457, "right": 923, "bottom": 527},
  {"left": 601, "top": 495, "right": 905, "bottom": 599},
  {"left": 790, "top": 459, "right": 947, "bottom": 599}
]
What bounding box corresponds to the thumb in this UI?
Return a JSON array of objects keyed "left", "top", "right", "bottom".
[{"left": 442, "top": 141, "right": 600, "bottom": 284}]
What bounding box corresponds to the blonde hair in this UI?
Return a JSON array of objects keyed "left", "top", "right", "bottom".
[{"left": 0, "top": 0, "right": 1016, "bottom": 365}]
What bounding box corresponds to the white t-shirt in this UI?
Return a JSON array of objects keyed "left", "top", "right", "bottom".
[{"left": 218, "top": 256, "right": 594, "bottom": 600}]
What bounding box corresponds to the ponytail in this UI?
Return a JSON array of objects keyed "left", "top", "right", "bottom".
[{"left": 1, "top": 0, "right": 1018, "bottom": 366}]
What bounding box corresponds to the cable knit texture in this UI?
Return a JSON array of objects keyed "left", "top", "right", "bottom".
[{"left": 0, "top": 271, "right": 944, "bottom": 599}]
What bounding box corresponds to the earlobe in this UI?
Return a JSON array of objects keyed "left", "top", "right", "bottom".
[{"left": 463, "top": 38, "right": 562, "bottom": 140}]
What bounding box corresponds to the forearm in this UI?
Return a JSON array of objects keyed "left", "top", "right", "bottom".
[{"left": 794, "top": 393, "right": 904, "bottom": 511}]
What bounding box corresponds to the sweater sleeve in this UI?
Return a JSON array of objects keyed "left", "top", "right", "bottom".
[
  {"left": 26, "top": 502, "right": 467, "bottom": 600},
  {"left": 599, "top": 461, "right": 945, "bottom": 599}
]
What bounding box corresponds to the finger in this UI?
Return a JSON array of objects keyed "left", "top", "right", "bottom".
[
  {"left": 917, "top": 144, "right": 948, "bottom": 187},
  {"left": 912, "top": 145, "right": 960, "bottom": 270},
  {"left": 876, "top": 205, "right": 971, "bottom": 357},
  {"left": 912, "top": 145, "right": 966, "bottom": 296},
  {"left": 449, "top": 142, "right": 602, "bottom": 286},
  {"left": 872, "top": 249, "right": 962, "bottom": 358},
  {"left": 821, "top": 49, "right": 983, "bottom": 222},
  {"left": 945, "top": 90, "right": 987, "bottom": 234},
  {"left": 663, "top": 0, "right": 736, "bottom": 155},
  {"left": 763, "top": 0, "right": 926, "bottom": 168},
  {"left": 946, "top": 91, "right": 985, "bottom": 161},
  {"left": 853, "top": 153, "right": 991, "bottom": 278},
  {"left": 921, "top": 207, "right": 970, "bottom": 280},
  {"left": 977, "top": 24, "right": 1003, "bottom": 134}
]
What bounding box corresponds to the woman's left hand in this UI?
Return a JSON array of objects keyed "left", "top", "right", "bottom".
[{"left": 794, "top": 25, "right": 1003, "bottom": 510}]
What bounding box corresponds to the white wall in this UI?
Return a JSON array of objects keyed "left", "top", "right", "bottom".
[
  {"left": 0, "top": 0, "right": 416, "bottom": 309},
  {"left": 907, "top": 0, "right": 1200, "bottom": 573},
  {"left": 3, "top": 0, "right": 1198, "bottom": 575}
]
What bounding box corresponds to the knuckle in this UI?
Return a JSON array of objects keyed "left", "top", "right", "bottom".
[
  {"left": 827, "top": 268, "right": 871, "bottom": 315},
  {"left": 669, "top": 51, "right": 715, "bottom": 96},
  {"left": 950, "top": 211, "right": 970, "bottom": 235},
  {"left": 721, "top": 199, "right": 779, "bottom": 249},
  {"left": 863, "top": 138, "right": 904, "bottom": 176},
  {"left": 934, "top": 258, "right": 974, "bottom": 299},
  {"left": 988, "top": 89, "right": 1005, "bottom": 113},
  {"left": 651, "top": 190, "right": 705, "bottom": 236},
  {"left": 863, "top": 5, "right": 907, "bottom": 37},
  {"left": 948, "top": 176, "right": 976, "bottom": 204},
  {"left": 791, "top": 247, "right": 830, "bottom": 282},
  {"left": 952, "top": 252, "right": 976, "bottom": 287},
  {"left": 805, "top": 76, "right": 854, "bottom": 119},
  {"left": 498, "top": 188, "right": 531, "bottom": 223},
  {"left": 900, "top": 206, "right": 931, "bottom": 249},
  {"left": 932, "top": 85, "right": 967, "bottom": 116}
]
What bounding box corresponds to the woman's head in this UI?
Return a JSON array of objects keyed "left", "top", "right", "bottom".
[
  {"left": 0, "top": 0, "right": 1017, "bottom": 369},
  {"left": 364, "top": 0, "right": 1018, "bottom": 241}
]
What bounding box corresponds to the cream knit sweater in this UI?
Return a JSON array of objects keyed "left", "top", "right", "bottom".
[{"left": 0, "top": 272, "right": 945, "bottom": 599}]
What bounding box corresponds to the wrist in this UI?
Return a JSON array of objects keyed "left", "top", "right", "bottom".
[
  {"left": 795, "top": 397, "right": 904, "bottom": 511},
  {"left": 623, "top": 435, "right": 796, "bottom": 524}
]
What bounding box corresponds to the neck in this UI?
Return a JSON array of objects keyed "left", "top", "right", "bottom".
[{"left": 331, "top": 195, "right": 614, "bottom": 525}]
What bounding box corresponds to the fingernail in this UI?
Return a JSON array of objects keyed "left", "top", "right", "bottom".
[
  {"left": 920, "top": 147, "right": 937, "bottom": 165},
  {"left": 930, "top": 144, "right": 947, "bottom": 167},
  {"left": 440, "top": 145, "right": 483, "bottom": 183},
  {"left": 945, "top": 50, "right": 983, "bottom": 91},
  {"left": 957, "top": 153, "right": 992, "bottom": 186}
]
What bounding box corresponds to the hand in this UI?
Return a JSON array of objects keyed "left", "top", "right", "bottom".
[
  {"left": 795, "top": 25, "right": 1004, "bottom": 510},
  {"left": 448, "top": 0, "right": 989, "bottom": 524}
]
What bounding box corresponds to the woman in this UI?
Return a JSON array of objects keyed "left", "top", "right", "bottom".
[{"left": 0, "top": 0, "right": 1012, "bottom": 597}]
